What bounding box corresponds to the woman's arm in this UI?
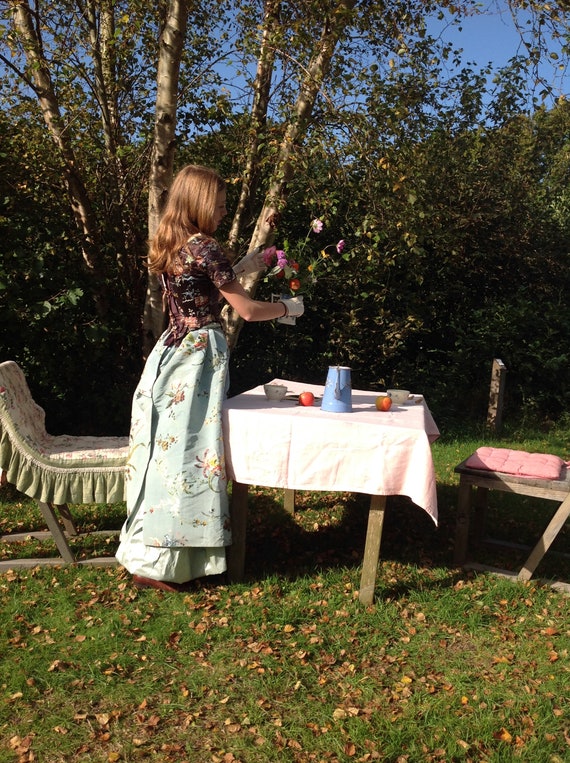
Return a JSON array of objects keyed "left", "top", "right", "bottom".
[{"left": 218, "top": 279, "right": 287, "bottom": 322}]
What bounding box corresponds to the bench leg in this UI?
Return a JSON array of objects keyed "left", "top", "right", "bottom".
[
  {"left": 454, "top": 481, "right": 472, "bottom": 565},
  {"left": 227, "top": 481, "right": 249, "bottom": 582},
  {"left": 518, "top": 493, "right": 570, "bottom": 581},
  {"left": 359, "top": 495, "right": 387, "bottom": 606},
  {"left": 472, "top": 486, "right": 489, "bottom": 546},
  {"left": 36, "top": 501, "right": 76, "bottom": 564}
]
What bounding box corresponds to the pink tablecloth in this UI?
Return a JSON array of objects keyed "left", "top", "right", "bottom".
[{"left": 222, "top": 379, "right": 439, "bottom": 524}]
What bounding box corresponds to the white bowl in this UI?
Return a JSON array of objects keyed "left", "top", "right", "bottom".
[
  {"left": 387, "top": 389, "right": 410, "bottom": 405},
  {"left": 264, "top": 383, "right": 287, "bottom": 401}
]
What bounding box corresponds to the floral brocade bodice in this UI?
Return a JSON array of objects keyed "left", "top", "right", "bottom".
[{"left": 162, "top": 235, "right": 235, "bottom": 346}]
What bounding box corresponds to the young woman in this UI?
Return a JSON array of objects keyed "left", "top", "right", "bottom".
[{"left": 116, "top": 165, "right": 303, "bottom": 591}]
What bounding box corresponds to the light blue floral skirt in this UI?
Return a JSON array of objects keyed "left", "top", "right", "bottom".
[{"left": 116, "top": 325, "right": 231, "bottom": 582}]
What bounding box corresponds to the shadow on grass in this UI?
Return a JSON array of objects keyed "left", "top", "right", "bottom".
[
  {"left": 241, "top": 483, "right": 455, "bottom": 579},
  {"left": 238, "top": 480, "right": 570, "bottom": 594},
  {"left": 2, "top": 478, "right": 569, "bottom": 593}
]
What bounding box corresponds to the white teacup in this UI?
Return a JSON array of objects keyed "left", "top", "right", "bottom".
[
  {"left": 387, "top": 389, "right": 410, "bottom": 405},
  {"left": 264, "top": 383, "right": 287, "bottom": 401}
]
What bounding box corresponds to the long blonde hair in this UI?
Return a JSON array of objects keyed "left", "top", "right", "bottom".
[{"left": 148, "top": 165, "right": 226, "bottom": 274}]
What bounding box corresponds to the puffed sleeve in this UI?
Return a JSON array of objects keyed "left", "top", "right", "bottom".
[{"left": 200, "top": 239, "right": 236, "bottom": 288}]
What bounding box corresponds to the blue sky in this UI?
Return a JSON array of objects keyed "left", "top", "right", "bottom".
[
  {"left": 213, "top": 3, "right": 568, "bottom": 113},
  {"left": 427, "top": 3, "right": 569, "bottom": 102}
]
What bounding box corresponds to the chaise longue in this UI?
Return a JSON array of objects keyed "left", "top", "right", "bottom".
[{"left": 0, "top": 360, "right": 128, "bottom": 568}]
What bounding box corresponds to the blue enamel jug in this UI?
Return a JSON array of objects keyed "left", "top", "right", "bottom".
[{"left": 321, "top": 365, "right": 352, "bottom": 413}]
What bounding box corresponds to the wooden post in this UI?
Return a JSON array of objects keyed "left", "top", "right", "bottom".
[{"left": 486, "top": 358, "right": 507, "bottom": 432}]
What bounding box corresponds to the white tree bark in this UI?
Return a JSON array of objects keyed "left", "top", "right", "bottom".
[
  {"left": 224, "top": 0, "right": 358, "bottom": 350},
  {"left": 227, "top": 0, "right": 281, "bottom": 255},
  {"left": 10, "top": 0, "right": 103, "bottom": 285},
  {"left": 143, "top": 0, "right": 189, "bottom": 357}
]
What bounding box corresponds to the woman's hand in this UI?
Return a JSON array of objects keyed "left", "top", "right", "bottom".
[
  {"left": 279, "top": 296, "right": 304, "bottom": 318},
  {"left": 233, "top": 246, "right": 272, "bottom": 275}
]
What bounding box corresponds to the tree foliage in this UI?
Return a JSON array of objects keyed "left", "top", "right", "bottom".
[
  {"left": 1, "top": 0, "right": 569, "bottom": 432},
  {"left": 231, "top": 96, "right": 570, "bottom": 425}
]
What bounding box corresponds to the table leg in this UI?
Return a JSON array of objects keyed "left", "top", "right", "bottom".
[
  {"left": 359, "top": 495, "right": 387, "bottom": 605},
  {"left": 227, "top": 481, "right": 249, "bottom": 582},
  {"left": 284, "top": 489, "right": 295, "bottom": 515},
  {"left": 518, "top": 493, "right": 570, "bottom": 581}
]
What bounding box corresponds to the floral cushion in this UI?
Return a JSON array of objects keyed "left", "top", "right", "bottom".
[{"left": 0, "top": 361, "right": 128, "bottom": 505}]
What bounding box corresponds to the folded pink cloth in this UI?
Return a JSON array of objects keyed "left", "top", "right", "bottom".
[{"left": 465, "top": 447, "right": 567, "bottom": 480}]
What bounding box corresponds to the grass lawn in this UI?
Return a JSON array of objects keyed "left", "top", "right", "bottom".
[{"left": 1, "top": 426, "right": 569, "bottom": 762}]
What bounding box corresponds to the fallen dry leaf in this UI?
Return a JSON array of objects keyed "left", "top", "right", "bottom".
[{"left": 494, "top": 728, "right": 513, "bottom": 743}]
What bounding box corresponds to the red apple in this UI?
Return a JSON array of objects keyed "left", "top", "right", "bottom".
[
  {"left": 375, "top": 395, "right": 392, "bottom": 411},
  {"left": 298, "top": 391, "right": 315, "bottom": 406}
]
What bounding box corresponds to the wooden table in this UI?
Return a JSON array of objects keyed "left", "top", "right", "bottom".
[{"left": 222, "top": 379, "right": 439, "bottom": 604}]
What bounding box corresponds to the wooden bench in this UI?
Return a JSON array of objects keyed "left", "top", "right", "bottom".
[
  {"left": 454, "top": 456, "right": 570, "bottom": 585},
  {"left": 0, "top": 360, "right": 128, "bottom": 568}
]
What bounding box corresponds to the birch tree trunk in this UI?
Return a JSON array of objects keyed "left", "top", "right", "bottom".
[
  {"left": 142, "top": 0, "right": 189, "bottom": 358},
  {"left": 10, "top": 0, "right": 108, "bottom": 314},
  {"left": 224, "top": 0, "right": 358, "bottom": 350},
  {"left": 226, "top": 0, "right": 281, "bottom": 255},
  {"left": 84, "top": 0, "right": 137, "bottom": 299}
]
